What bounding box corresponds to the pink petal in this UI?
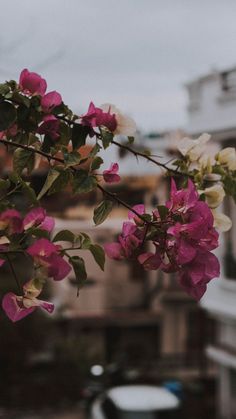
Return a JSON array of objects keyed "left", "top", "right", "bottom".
[
  {"left": 40, "top": 216, "right": 55, "bottom": 232},
  {"left": 104, "top": 242, "right": 124, "bottom": 260},
  {"left": 138, "top": 252, "right": 161, "bottom": 270},
  {"left": 27, "top": 238, "right": 58, "bottom": 258},
  {"left": 19, "top": 68, "right": 47, "bottom": 96},
  {"left": 47, "top": 253, "right": 72, "bottom": 281},
  {"left": 41, "top": 91, "right": 62, "bottom": 113},
  {"left": 2, "top": 293, "right": 35, "bottom": 322},
  {"left": 23, "top": 207, "right": 46, "bottom": 230},
  {"left": 128, "top": 204, "right": 145, "bottom": 220}
]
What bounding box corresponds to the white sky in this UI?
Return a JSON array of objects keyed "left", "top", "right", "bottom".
[{"left": 1, "top": 0, "right": 236, "bottom": 132}]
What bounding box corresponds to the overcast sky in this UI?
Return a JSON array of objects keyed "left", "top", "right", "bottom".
[{"left": 1, "top": 0, "right": 236, "bottom": 131}]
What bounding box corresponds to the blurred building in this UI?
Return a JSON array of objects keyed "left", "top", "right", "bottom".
[
  {"left": 46, "top": 131, "right": 214, "bottom": 384},
  {"left": 186, "top": 66, "right": 236, "bottom": 419}
]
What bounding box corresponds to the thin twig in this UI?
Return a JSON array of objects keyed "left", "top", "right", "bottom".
[{"left": 111, "top": 139, "right": 181, "bottom": 176}]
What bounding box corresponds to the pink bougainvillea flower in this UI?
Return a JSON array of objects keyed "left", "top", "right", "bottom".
[
  {"left": 27, "top": 238, "right": 71, "bottom": 281},
  {"left": 178, "top": 250, "right": 220, "bottom": 300},
  {"left": 104, "top": 242, "right": 124, "bottom": 260},
  {"left": 103, "top": 163, "right": 120, "bottom": 183},
  {"left": 104, "top": 221, "right": 143, "bottom": 260},
  {"left": 41, "top": 91, "right": 62, "bottom": 113},
  {"left": 19, "top": 68, "right": 47, "bottom": 96},
  {"left": 2, "top": 291, "right": 54, "bottom": 322},
  {"left": 0, "top": 209, "right": 23, "bottom": 234},
  {"left": 81, "top": 102, "right": 117, "bottom": 132},
  {"left": 167, "top": 179, "right": 199, "bottom": 213},
  {"left": 46, "top": 253, "right": 72, "bottom": 281},
  {"left": 138, "top": 250, "right": 162, "bottom": 270},
  {"left": 27, "top": 238, "right": 57, "bottom": 258},
  {"left": 23, "top": 207, "right": 55, "bottom": 232},
  {"left": 38, "top": 115, "right": 60, "bottom": 140},
  {"left": 128, "top": 204, "right": 145, "bottom": 225}
]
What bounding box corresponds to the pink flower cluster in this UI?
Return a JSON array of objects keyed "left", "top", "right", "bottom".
[
  {"left": 19, "top": 69, "right": 62, "bottom": 140},
  {"left": 81, "top": 102, "right": 117, "bottom": 134},
  {"left": 0, "top": 207, "right": 72, "bottom": 322},
  {"left": 104, "top": 180, "right": 220, "bottom": 300}
]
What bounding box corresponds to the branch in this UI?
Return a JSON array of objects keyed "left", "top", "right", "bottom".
[
  {"left": 111, "top": 139, "right": 181, "bottom": 176},
  {"left": 0, "top": 138, "right": 64, "bottom": 164}
]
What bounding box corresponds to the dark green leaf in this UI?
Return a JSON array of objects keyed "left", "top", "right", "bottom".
[
  {"left": 0, "top": 84, "right": 10, "bottom": 96},
  {"left": 72, "top": 169, "right": 97, "bottom": 194},
  {"left": 64, "top": 151, "right": 81, "bottom": 167},
  {"left": 72, "top": 123, "right": 90, "bottom": 150},
  {"left": 12, "top": 92, "right": 30, "bottom": 108},
  {"left": 100, "top": 128, "right": 113, "bottom": 149},
  {"left": 91, "top": 156, "right": 103, "bottom": 170},
  {"left": 0, "top": 101, "right": 17, "bottom": 130},
  {"left": 69, "top": 256, "right": 87, "bottom": 288},
  {"left": 157, "top": 205, "right": 169, "bottom": 220},
  {"left": 93, "top": 200, "right": 113, "bottom": 225},
  {"left": 53, "top": 230, "right": 75, "bottom": 243},
  {"left": 89, "top": 244, "right": 105, "bottom": 271},
  {"left": 59, "top": 121, "right": 71, "bottom": 145},
  {"left": 48, "top": 169, "right": 71, "bottom": 194},
  {"left": 13, "top": 148, "right": 35, "bottom": 175},
  {"left": 37, "top": 169, "right": 60, "bottom": 200},
  {"left": 20, "top": 180, "right": 38, "bottom": 205}
]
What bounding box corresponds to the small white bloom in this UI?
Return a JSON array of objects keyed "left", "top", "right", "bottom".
[
  {"left": 100, "top": 103, "right": 137, "bottom": 136},
  {"left": 217, "top": 147, "right": 236, "bottom": 171},
  {"left": 178, "top": 133, "right": 211, "bottom": 161},
  {"left": 202, "top": 184, "right": 225, "bottom": 209},
  {"left": 212, "top": 210, "right": 232, "bottom": 232}
]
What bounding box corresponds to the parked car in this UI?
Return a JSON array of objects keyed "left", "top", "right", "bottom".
[{"left": 90, "top": 385, "right": 181, "bottom": 419}]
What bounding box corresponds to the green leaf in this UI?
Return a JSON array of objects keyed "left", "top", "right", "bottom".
[
  {"left": 91, "top": 156, "right": 103, "bottom": 170},
  {"left": 37, "top": 169, "right": 60, "bottom": 200},
  {"left": 53, "top": 230, "right": 75, "bottom": 243},
  {"left": 89, "top": 244, "right": 105, "bottom": 271},
  {"left": 72, "top": 169, "right": 97, "bottom": 194},
  {"left": 13, "top": 148, "right": 35, "bottom": 175},
  {"left": 89, "top": 143, "right": 102, "bottom": 157},
  {"left": 19, "top": 180, "right": 38, "bottom": 205},
  {"left": 100, "top": 128, "right": 113, "bottom": 149},
  {"left": 93, "top": 200, "right": 113, "bottom": 225},
  {"left": 69, "top": 256, "right": 87, "bottom": 288},
  {"left": 78, "top": 232, "right": 92, "bottom": 249},
  {"left": 59, "top": 121, "right": 71, "bottom": 145},
  {"left": 157, "top": 205, "right": 169, "bottom": 220},
  {"left": 48, "top": 169, "right": 71, "bottom": 195},
  {"left": 0, "top": 101, "right": 17, "bottom": 130},
  {"left": 71, "top": 123, "right": 90, "bottom": 150},
  {"left": 12, "top": 92, "right": 30, "bottom": 108},
  {"left": 0, "top": 84, "right": 10, "bottom": 96},
  {"left": 64, "top": 151, "right": 81, "bottom": 167}
]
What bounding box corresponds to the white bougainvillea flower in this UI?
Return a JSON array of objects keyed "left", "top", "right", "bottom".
[
  {"left": 200, "top": 184, "right": 225, "bottom": 209},
  {"left": 212, "top": 210, "right": 232, "bottom": 232},
  {"left": 216, "top": 147, "right": 236, "bottom": 171},
  {"left": 100, "top": 103, "right": 137, "bottom": 136},
  {"left": 178, "top": 133, "right": 211, "bottom": 161}
]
